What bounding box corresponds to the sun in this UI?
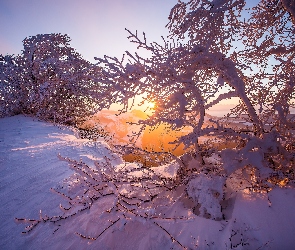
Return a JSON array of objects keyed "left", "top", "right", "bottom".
[
  {"left": 148, "top": 102, "right": 155, "bottom": 109},
  {"left": 109, "top": 95, "right": 156, "bottom": 115}
]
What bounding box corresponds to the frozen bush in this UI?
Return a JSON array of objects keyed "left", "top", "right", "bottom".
[{"left": 1, "top": 34, "right": 109, "bottom": 125}]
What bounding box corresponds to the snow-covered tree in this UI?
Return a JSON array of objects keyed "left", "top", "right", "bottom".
[
  {"left": 1, "top": 33, "right": 108, "bottom": 125},
  {"left": 19, "top": 33, "right": 107, "bottom": 124},
  {"left": 95, "top": 0, "right": 295, "bottom": 219},
  {"left": 0, "top": 54, "right": 24, "bottom": 117}
]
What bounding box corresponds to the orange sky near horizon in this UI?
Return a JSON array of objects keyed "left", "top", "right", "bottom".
[{"left": 109, "top": 94, "right": 240, "bottom": 117}]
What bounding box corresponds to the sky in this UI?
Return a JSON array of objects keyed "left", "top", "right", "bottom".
[
  {"left": 0, "top": 0, "right": 260, "bottom": 114},
  {"left": 0, "top": 0, "right": 174, "bottom": 63}
]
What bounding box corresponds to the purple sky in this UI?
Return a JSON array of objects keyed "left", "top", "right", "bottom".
[
  {"left": 0, "top": 0, "right": 260, "bottom": 113},
  {"left": 0, "top": 0, "right": 174, "bottom": 62}
]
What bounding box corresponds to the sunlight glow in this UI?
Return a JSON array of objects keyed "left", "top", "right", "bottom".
[
  {"left": 148, "top": 102, "right": 155, "bottom": 110},
  {"left": 109, "top": 94, "right": 156, "bottom": 115}
]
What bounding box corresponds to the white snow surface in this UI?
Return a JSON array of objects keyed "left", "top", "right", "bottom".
[{"left": 1, "top": 115, "right": 295, "bottom": 249}]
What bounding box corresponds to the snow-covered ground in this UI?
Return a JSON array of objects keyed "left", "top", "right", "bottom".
[{"left": 1, "top": 115, "right": 295, "bottom": 249}]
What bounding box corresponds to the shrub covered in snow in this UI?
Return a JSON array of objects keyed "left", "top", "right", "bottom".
[
  {"left": 0, "top": 54, "right": 25, "bottom": 117},
  {"left": 0, "top": 34, "right": 108, "bottom": 125}
]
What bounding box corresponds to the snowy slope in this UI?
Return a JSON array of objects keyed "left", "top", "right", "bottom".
[
  {"left": 1, "top": 115, "right": 295, "bottom": 250},
  {"left": 0, "top": 115, "right": 115, "bottom": 249}
]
